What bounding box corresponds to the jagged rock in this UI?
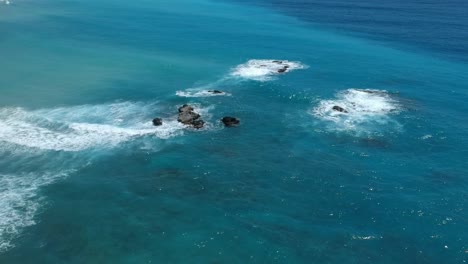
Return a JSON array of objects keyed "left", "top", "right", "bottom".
[
  {"left": 192, "top": 120, "right": 205, "bottom": 129},
  {"left": 177, "top": 104, "right": 205, "bottom": 128},
  {"left": 178, "top": 111, "right": 200, "bottom": 124},
  {"left": 222, "top": 116, "right": 240, "bottom": 127},
  {"left": 332, "top": 106, "right": 348, "bottom": 113},
  {"left": 152, "top": 118, "right": 163, "bottom": 126},
  {"left": 178, "top": 104, "right": 194, "bottom": 113}
]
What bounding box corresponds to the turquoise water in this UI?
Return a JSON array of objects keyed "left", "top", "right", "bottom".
[{"left": 0, "top": 0, "right": 467, "bottom": 263}]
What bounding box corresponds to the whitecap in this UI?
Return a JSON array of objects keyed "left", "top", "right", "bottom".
[
  {"left": 230, "top": 59, "right": 307, "bottom": 81},
  {"left": 311, "top": 89, "right": 402, "bottom": 134},
  {"left": 0, "top": 171, "right": 69, "bottom": 252},
  {"left": 175, "top": 89, "right": 231, "bottom": 98},
  {"left": 420, "top": 134, "right": 433, "bottom": 140},
  {"left": 351, "top": 235, "right": 382, "bottom": 240}
]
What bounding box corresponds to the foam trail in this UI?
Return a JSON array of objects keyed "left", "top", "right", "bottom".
[
  {"left": 0, "top": 102, "right": 187, "bottom": 152},
  {"left": 0, "top": 172, "right": 69, "bottom": 252},
  {"left": 311, "top": 89, "right": 402, "bottom": 134},
  {"left": 0, "top": 101, "right": 218, "bottom": 251},
  {"left": 177, "top": 59, "right": 307, "bottom": 95}
]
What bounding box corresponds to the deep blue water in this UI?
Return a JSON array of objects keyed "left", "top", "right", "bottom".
[
  {"left": 0, "top": 0, "right": 467, "bottom": 263},
  {"left": 236, "top": 0, "right": 468, "bottom": 62}
]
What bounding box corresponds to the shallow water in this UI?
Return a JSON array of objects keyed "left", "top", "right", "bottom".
[{"left": 0, "top": 0, "right": 467, "bottom": 263}]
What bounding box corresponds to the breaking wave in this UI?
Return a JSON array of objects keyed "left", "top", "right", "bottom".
[
  {"left": 230, "top": 59, "right": 307, "bottom": 81},
  {"left": 311, "top": 89, "right": 402, "bottom": 134},
  {"left": 0, "top": 101, "right": 209, "bottom": 152},
  {"left": 176, "top": 89, "right": 231, "bottom": 98}
]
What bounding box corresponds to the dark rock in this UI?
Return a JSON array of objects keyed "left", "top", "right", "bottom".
[
  {"left": 332, "top": 106, "right": 348, "bottom": 113},
  {"left": 222, "top": 116, "right": 240, "bottom": 127},
  {"left": 191, "top": 120, "right": 205, "bottom": 129},
  {"left": 178, "top": 104, "right": 194, "bottom": 113},
  {"left": 152, "top": 118, "right": 163, "bottom": 126},
  {"left": 177, "top": 104, "right": 205, "bottom": 128},
  {"left": 277, "top": 67, "right": 287, "bottom": 73},
  {"left": 208, "top": 90, "right": 223, "bottom": 94},
  {"left": 272, "top": 60, "right": 283, "bottom": 64}
]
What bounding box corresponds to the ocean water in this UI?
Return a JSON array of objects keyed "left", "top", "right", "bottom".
[
  {"left": 235, "top": 0, "right": 468, "bottom": 63},
  {"left": 0, "top": 0, "right": 467, "bottom": 263}
]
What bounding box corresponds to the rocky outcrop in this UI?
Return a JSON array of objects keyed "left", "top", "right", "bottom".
[
  {"left": 221, "top": 116, "right": 240, "bottom": 127},
  {"left": 177, "top": 104, "right": 205, "bottom": 129},
  {"left": 178, "top": 104, "right": 194, "bottom": 113},
  {"left": 152, "top": 118, "right": 163, "bottom": 126},
  {"left": 332, "top": 105, "right": 348, "bottom": 113},
  {"left": 178, "top": 111, "right": 200, "bottom": 124}
]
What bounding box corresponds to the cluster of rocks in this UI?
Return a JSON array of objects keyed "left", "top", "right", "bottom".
[
  {"left": 272, "top": 60, "right": 290, "bottom": 73},
  {"left": 152, "top": 102, "right": 240, "bottom": 129},
  {"left": 256, "top": 60, "right": 292, "bottom": 74}
]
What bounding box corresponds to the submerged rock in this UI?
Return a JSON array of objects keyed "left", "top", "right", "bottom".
[
  {"left": 152, "top": 118, "right": 163, "bottom": 126},
  {"left": 222, "top": 116, "right": 240, "bottom": 127},
  {"left": 332, "top": 105, "right": 348, "bottom": 113},
  {"left": 208, "top": 90, "right": 224, "bottom": 94}
]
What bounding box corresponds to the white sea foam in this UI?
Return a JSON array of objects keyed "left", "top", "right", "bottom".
[
  {"left": 175, "top": 89, "right": 231, "bottom": 98},
  {"left": 311, "top": 89, "right": 401, "bottom": 134},
  {"left": 230, "top": 59, "right": 307, "bottom": 81},
  {"left": 0, "top": 0, "right": 11, "bottom": 5},
  {"left": 0, "top": 102, "right": 196, "bottom": 152},
  {"left": 420, "top": 134, "right": 433, "bottom": 140},
  {"left": 351, "top": 235, "right": 382, "bottom": 240},
  {"left": 0, "top": 171, "right": 69, "bottom": 252}
]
